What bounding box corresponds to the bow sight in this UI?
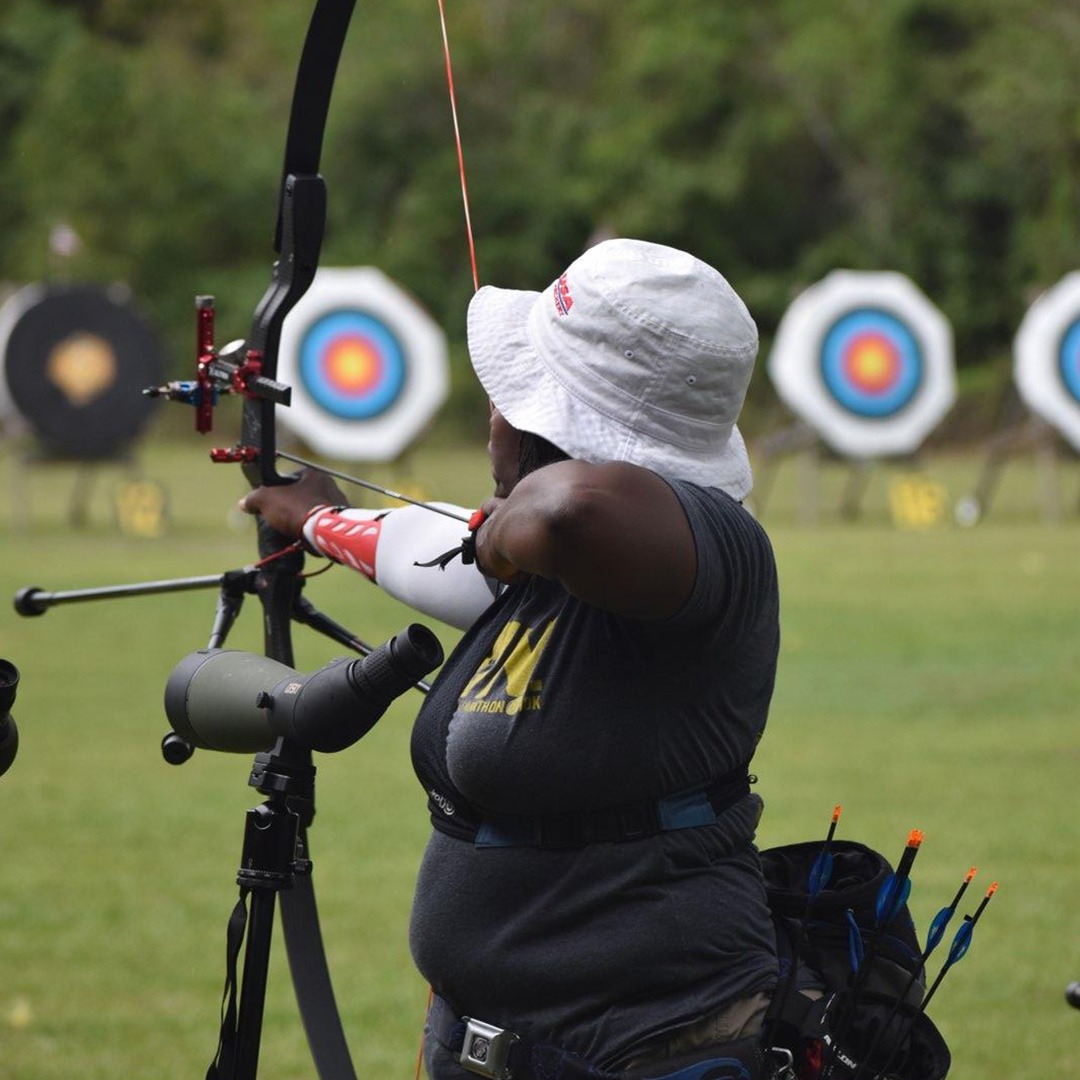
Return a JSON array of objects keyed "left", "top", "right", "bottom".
[
  {"left": 145, "top": 166, "right": 328, "bottom": 493},
  {"left": 143, "top": 296, "right": 291, "bottom": 452}
]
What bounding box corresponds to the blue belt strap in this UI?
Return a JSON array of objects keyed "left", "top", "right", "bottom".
[
  {"left": 474, "top": 773, "right": 749, "bottom": 850},
  {"left": 657, "top": 788, "right": 724, "bottom": 830}
]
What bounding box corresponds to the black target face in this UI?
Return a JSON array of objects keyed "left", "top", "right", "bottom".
[{"left": 0, "top": 285, "right": 165, "bottom": 458}]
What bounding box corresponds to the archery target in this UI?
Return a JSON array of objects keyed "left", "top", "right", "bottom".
[
  {"left": 0, "top": 283, "right": 164, "bottom": 458},
  {"left": 277, "top": 267, "right": 448, "bottom": 460},
  {"left": 768, "top": 271, "right": 956, "bottom": 458},
  {"left": 1014, "top": 271, "right": 1080, "bottom": 451}
]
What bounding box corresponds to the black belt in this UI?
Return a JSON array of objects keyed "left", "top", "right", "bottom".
[
  {"left": 426, "top": 994, "right": 765, "bottom": 1080},
  {"left": 433, "top": 768, "right": 753, "bottom": 850}
]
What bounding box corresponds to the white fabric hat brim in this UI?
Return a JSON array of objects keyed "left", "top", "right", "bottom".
[{"left": 467, "top": 286, "right": 753, "bottom": 499}]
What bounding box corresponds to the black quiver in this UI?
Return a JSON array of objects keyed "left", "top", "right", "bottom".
[{"left": 760, "top": 841, "right": 951, "bottom": 1080}]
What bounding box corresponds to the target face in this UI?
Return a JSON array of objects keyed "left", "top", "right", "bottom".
[
  {"left": 0, "top": 283, "right": 164, "bottom": 458},
  {"left": 820, "top": 309, "right": 923, "bottom": 417},
  {"left": 299, "top": 310, "right": 407, "bottom": 419},
  {"left": 1014, "top": 272, "right": 1080, "bottom": 451},
  {"left": 278, "top": 268, "right": 448, "bottom": 460},
  {"left": 768, "top": 271, "right": 956, "bottom": 457}
]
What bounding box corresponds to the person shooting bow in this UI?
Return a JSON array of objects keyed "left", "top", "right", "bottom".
[{"left": 240, "top": 238, "right": 781, "bottom": 1080}]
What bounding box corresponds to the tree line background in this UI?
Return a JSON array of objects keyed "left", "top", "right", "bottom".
[{"left": 1, "top": 0, "right": 1077, "bottom": 435}]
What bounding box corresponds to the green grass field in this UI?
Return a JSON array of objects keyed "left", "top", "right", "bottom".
[{"left": 0, "top": 431, "right": 1076, "bottom": 1080}]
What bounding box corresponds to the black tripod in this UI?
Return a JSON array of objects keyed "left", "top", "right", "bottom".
[{"left": 212, "top": 739, "right": 354, "bottom": 1080}]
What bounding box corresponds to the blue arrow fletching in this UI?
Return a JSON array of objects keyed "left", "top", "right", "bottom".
[
  {"left": 926, "top": 905, "right": 954, "bottom": 953},
  {"left": 947, "top": 918, "right": 974, "bottom": 965},
  {"left": 875, "top": 874, "right": 912, "bottom": 925},
  {"left": 875, "top": 875, "right": 896, "bottom": 923},
  {"left": 846, "top": 908, "right": 864, "bottom": 973},
  {"left": 808, "top": 851, "right": 834, "bottom": 898}
]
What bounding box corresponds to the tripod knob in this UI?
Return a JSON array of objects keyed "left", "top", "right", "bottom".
[{"left": 161, "top": 732, "right": 195, "bottom": 765}]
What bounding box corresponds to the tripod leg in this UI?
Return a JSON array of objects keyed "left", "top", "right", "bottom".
[
  {"left": 233, "top": 887, "right": 279, "bottom": 1080},
  {"left": 211, "top": 800, "right": 299, "bottom": 1080}
]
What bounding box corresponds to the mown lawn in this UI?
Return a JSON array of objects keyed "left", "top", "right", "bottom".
[{"left": 0, "top": 431, "right": 1076, "bottom": 1080}]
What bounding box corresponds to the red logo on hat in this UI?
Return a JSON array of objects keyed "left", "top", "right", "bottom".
[{"left": 554, "top": 273, "right": 574, "bottom": 316}]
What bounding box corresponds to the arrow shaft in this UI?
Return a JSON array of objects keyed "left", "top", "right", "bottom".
[{"left": 276, "top": 451, "right": 472, "bottom": 523}]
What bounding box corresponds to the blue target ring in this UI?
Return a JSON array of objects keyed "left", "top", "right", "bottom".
[
  {"left": 299, "top": 309, "right": 406, "bottom": 420},
  {"left": 1057, "top": 318, "right": 1080, "bottom": 403},
  {"left": 820, "top": 309, "right": 923, "bottom": 418}
]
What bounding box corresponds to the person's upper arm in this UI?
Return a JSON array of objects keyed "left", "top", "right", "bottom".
[{"left": 474, "top": 460, "right": 697, "bottom": 620}]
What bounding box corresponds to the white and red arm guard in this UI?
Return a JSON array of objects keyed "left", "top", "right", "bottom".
[{"left": 303, "top": 503, "right": 500, "bottom": 630}]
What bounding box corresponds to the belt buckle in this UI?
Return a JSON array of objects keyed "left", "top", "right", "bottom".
[{"left": 459, "top": 1016, "right": 518, "bottom": 1078}]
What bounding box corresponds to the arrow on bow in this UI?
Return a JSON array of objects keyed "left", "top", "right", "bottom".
[{"left": 144, "top": 0, "right": 484, "bottom": 641}]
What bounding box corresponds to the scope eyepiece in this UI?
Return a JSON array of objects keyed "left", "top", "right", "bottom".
[{"left": 164, "top": 624, "right": 443, "bottom": 755}]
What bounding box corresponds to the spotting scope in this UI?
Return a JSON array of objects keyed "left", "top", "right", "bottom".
[{"left": 164, "top": 624, "right": 442, "bottom": 754}]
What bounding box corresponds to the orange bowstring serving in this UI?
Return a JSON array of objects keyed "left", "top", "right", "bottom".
[{"left": 436, "top": 0, "right": 480, "bottom": 292}]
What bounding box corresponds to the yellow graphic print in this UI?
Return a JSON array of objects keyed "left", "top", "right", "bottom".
[{"left": 460, "top": 618, "right": 556, "bottom": 716}]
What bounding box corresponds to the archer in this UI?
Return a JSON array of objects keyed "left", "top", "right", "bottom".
[{"left": 241, "top": 238, "right": 781, "bottom": 1080}]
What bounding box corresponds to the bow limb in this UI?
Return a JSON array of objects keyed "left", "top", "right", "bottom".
[
  {"left": 240, "top": 0, "right": 358, "bottom": 662},
  {"left": 242, "top": 0, "right": 358, "bottom": 494}
]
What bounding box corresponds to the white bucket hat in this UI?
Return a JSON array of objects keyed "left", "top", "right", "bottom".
[{"left": 467, "top": 238, "right": 758, "bottom": 498}]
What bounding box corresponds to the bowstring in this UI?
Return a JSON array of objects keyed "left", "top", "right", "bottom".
[
  {"left": 412, "top": 23, "right": 477, "bottom": 1076},
  {"left": 436, "top": 0, "right": 480, "bottom": 292}
]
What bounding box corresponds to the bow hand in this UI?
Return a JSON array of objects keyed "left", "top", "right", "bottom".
[{"left": 239, "top": 468, "right": 348, "bottom": 540}]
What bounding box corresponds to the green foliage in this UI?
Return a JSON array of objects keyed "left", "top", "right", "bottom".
[{"left": 0, "top": 0, "right": 1076, "bottom": 425}]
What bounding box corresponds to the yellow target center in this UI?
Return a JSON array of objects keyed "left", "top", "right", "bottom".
[
  {"left": 847, "top": 337, "right": 898, "bottom": 392},
  {"left": 326, "top": 339, "right": 379, "bottom": 393},
  {"left": 46, "top": 333, "right": 117, "bottom": 406}
]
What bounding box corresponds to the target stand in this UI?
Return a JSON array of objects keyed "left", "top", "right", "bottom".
[
  {"left": 749, "top": 412, "right": 930, "bottom": 525},
  {"left": 0, "top": 283, "right": 166, "bottom": 533},
  {"left": 955, "top": 382, "right": 1077, "bottom": 528},
  {"left": 955, "top": 273, "right": 1080, "bottom": 525}
]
